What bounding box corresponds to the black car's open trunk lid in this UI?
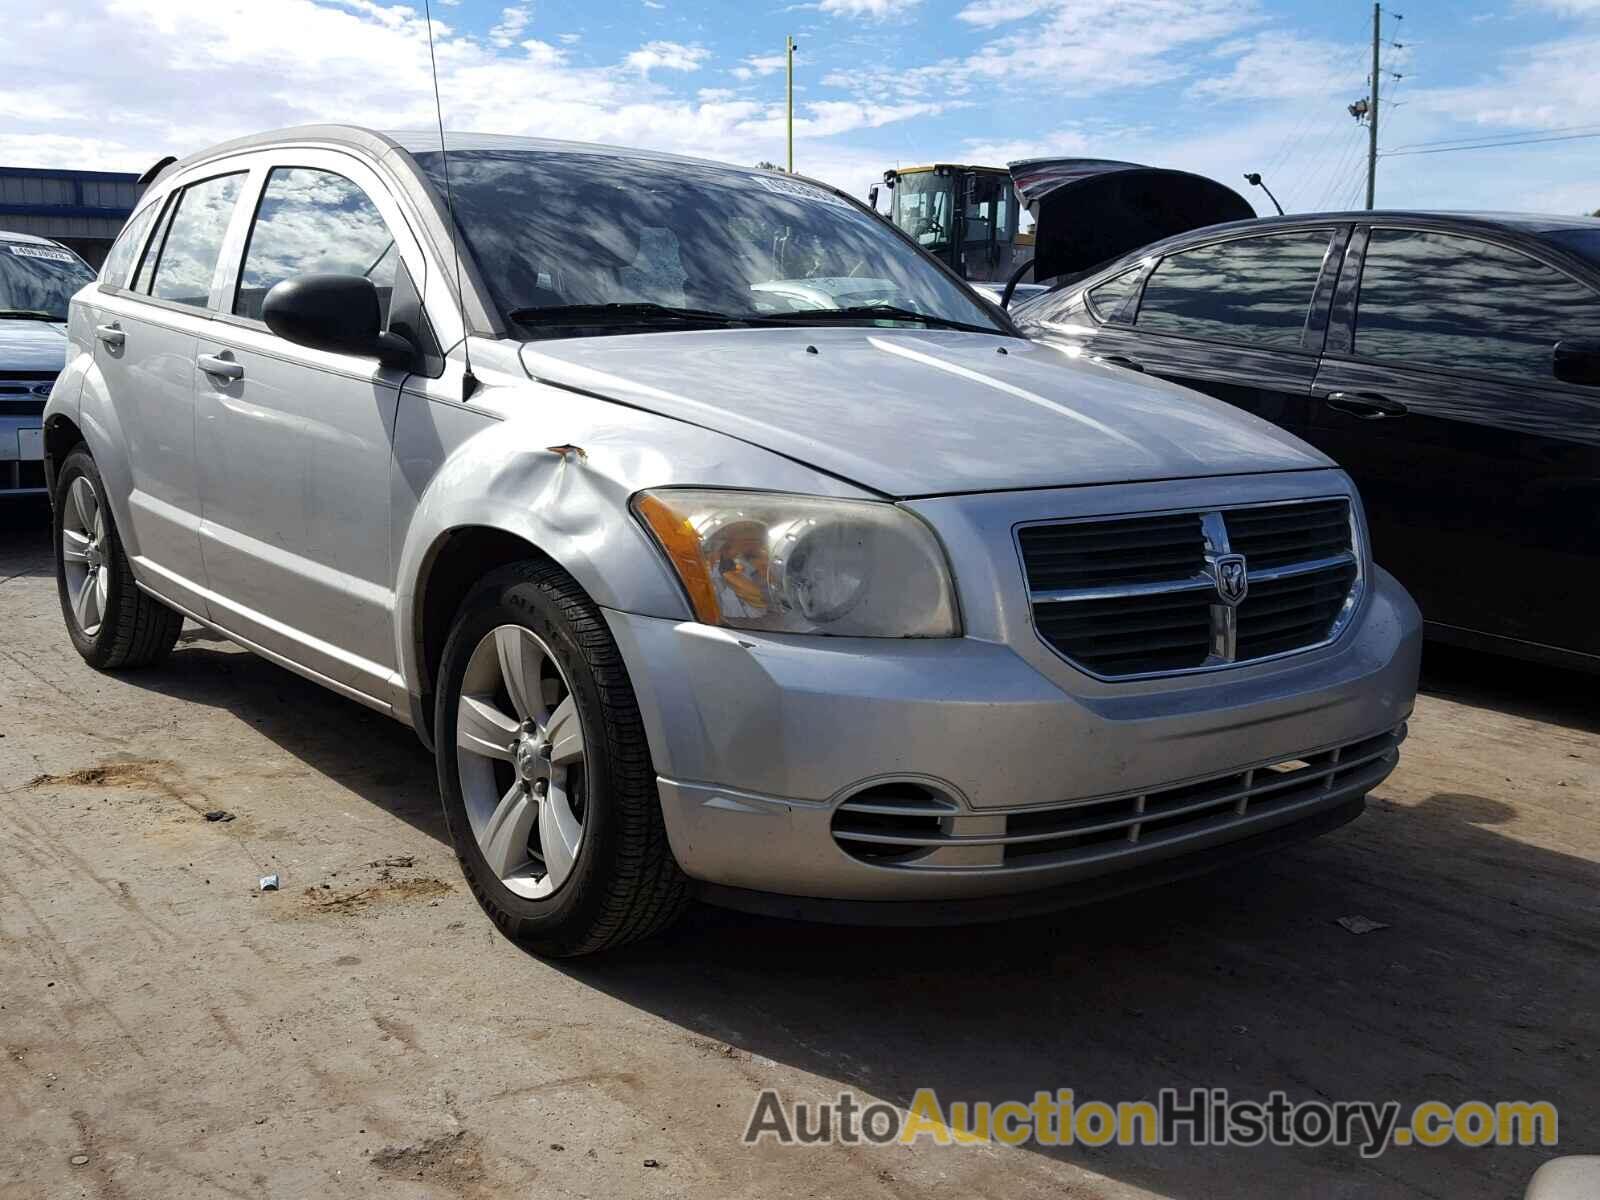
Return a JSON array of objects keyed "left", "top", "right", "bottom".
[{"left": 1009, "top": 158, "right": 1256, "bottom": 282}]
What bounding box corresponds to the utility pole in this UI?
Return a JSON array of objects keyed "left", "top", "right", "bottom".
[
  {"left": 785, "top": 35, "right": 797, "bottom": 174},
  {"left": 1366, "top": 2, "right": 1380, "bottom": 210}
]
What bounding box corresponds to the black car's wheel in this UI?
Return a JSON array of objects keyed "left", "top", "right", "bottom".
[
  {"left": 53, "top": 446, "right": 183, "bottom": 670},
  {"left": 434, "top": 559, "right": 689, "bottom": 956}
]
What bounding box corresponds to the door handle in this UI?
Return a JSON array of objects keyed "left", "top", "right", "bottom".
[
  {"left": 94, "top": 323, "right": 125, "bottom": 349},
  {"left": 197, "top": 353, "right": 244, "bottom": 382},
  {"left": 1325, "top": 391, "right": 1407, "bottom": 420},
  {"left": 1095, "top": 354, "right": 1145, "bottom": 373}
]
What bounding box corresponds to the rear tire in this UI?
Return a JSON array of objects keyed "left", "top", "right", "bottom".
[
  {"left": 53, "top": 446, "right": 182, "bottom": 670},
  {"left": 434, "top": 559, "right": 689, "bottom": 956}
]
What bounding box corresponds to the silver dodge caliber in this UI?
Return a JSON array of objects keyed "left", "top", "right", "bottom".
[{"left": 44, "top": 126, "right": 1421, "bottom": 955}]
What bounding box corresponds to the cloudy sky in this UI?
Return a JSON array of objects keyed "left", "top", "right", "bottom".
[{"left": 2, "top": 0, "right": 1597, "bottom": 216}]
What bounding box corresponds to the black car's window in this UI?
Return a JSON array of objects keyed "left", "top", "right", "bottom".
[
  {"left": 100, "top": 203, "right": 160, "bottom": 291},
  {"left": 1136, "top": 231, "right": 1331, "bottom": 348},
  {"left": 1356, "top": 229, "right": 1599, "bottom": 381},
  {"left": 1086, "top": 267, "right": 1143, "bottom": 321},
  {"left": 148, "top": 173, "right": 246, "bottom": 308},
  {"left": 234, "top": 168, "right": 398, "bottom": 322},
  {"left": 0, "top": 241, "right": 94, "bottom": 319}
]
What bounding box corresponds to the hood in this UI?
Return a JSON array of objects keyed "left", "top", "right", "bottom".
[
  {"left": 519, "top": 327, "right": 1329, "bottom": 498},
  {"left": 0, "top": 317, "right": 69, "bottom": 373},
  {"left": 1008, "top": 158, "right": 1255, "bottom": 281}
]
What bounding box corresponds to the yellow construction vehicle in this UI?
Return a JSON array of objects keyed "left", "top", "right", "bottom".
[{"left": 869, "top": 164, "right": 1031, "bottom": 284}]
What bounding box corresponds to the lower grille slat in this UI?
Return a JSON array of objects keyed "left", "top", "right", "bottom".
[{"left": 831, "top": 726, "right": 1406, "bottom": 867}]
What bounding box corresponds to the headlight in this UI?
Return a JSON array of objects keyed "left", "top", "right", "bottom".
[{"left": 632, "top": 489, "right": 959, "bottom": 637}]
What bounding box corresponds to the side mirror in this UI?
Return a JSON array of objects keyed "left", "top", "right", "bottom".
[
  {"left": 868, "top": 184, "right": 880, "bottom": 212},
  {"left": 1553, "top": 339, "right": 1600, "bottom": 387},
  {"left": 263, "top": 273, "right": 415, "bottom": 368}
]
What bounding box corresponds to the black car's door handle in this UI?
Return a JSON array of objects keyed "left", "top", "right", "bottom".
[
  {"left": 1095, "top": 354, "right": 1145, "bottom": 373},
  {"left": 1324, "top": 391, "right": 1408, "bottom": 420}
]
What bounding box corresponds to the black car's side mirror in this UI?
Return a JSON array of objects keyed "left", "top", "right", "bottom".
[
  {"left": 263, "top": 273, "right": 416, "bottom": 369},
  {"left": 1552, "top": 339, "right": 1600, "bottom": 387}
]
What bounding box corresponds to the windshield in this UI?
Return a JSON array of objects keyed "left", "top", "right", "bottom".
[
  {"left": 891, "top": 171, "right": 957, "bottom": 255},
  {"left": 411, "top": 150, "right": 1003, "bottom": 338},
  {"left": 1544, "top": 228, "right": 1600, "bottom": 271},
  {"left": 0, "top": 241, "right": 93, "bottom": 319}
]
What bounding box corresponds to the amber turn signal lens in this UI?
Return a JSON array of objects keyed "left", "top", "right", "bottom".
[{"left": 633, "top": 492, "right": 722, "bottom": 624}]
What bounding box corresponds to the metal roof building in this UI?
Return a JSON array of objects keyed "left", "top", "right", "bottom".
[{"left": 0, "top": 166, "right": 143, "bottom": 268}]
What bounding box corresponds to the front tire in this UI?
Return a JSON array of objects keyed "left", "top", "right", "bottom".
[
  {"left": 434, "top": 559, "right": 689, "bottom": 956},
  {"left": 53, "top": 446, "right": 182, "bottom": 670}
]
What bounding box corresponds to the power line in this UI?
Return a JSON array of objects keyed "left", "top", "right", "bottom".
[
  {"left": 1380, "top": 130, "right": 1600, "bottom": 157},
  {"left": 1385, "top": 122, "right": 1600, "bottom": 152},
  {"left": 1260, "top": 29, "right": 1373, "bottom": 193},
  {"left": 1314, "top": 125, "right": 1370, "bottom": 210}
]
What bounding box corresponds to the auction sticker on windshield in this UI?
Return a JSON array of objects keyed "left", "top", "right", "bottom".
[
  {"left": 8, "top": 244, "right": 77, "bottom": 263},
  {"left": 754, "top": 174, "right": 854, "bottom": 210}
]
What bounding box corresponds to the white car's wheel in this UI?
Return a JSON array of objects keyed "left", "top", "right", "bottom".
[
  {"left": 53, "top": 446, "right": 182, "bottom": 670},
  {"left": 434, "top": 559, "right": 689, "bottom": 956}
]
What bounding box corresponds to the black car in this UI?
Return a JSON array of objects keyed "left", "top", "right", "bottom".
[{"left": 1014, "top": 211, "right": 1600, "bottom": 671}]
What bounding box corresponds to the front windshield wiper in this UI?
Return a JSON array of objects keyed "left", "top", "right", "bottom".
[
  {"left": 507, "top": 302, "right": 754, "bottom": 329},
  {"left": 758, "top": 304, "right": 1001, "bottom": 335},
  {"left": 505, "top": 300, "right": 1005, "bottom": 338},
  {"left": 0, "top": 308, "right": 61, "bottom": 321}
]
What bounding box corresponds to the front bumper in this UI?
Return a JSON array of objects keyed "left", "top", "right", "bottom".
[{"left": 604, "top": 559, "right": 1420, "bottom": 907}]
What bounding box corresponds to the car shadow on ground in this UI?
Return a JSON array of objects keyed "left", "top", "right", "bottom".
[
  {"left": 1420, "top": 641, "right": 1598, "bottom": 735},
  {"left": 0, "top": 500, "right": 55, "bottom": 581},
  {"left": 134, "top": 639, "right": 448, "bottom": 842}
]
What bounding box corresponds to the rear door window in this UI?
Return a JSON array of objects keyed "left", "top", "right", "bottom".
[
  {"left": 1355, "top": 228, "right": 1598, "bottom": 381},
  {"left": 147, "top": 173, "right": 246, "bottom": 308},
  {"left": 233, "top": 167, "right": 398, "bottom": 322},
  {"left": 1136, "top": 231, "right": 1332, "bottom": 348}
]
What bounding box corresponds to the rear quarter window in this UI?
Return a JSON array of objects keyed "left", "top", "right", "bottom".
[
  {"left": 1086, "top": 267, "right": 1143, "bottom": 321},
  {"left": 100, "top": 203, "right": 160, "bottom": 291}
]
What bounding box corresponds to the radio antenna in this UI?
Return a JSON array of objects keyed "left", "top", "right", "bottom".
[{"left": 421, "top": 0, "right": 476, "bottom": 398}]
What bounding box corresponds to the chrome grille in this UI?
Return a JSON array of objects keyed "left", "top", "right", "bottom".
[
  {"left": 1019, "top": 498, "right": 1360, "bottom": 679},
  {"left": 831, "top": 725, "right": 1404, "bottom": 870},
  {"left": 1224, "top": 499, "right": 1350, "bottom": 568}
]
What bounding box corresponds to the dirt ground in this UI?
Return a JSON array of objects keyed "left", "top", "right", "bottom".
[{"left": 1, "top": 505, "right": 1595, "bottom": 1200}]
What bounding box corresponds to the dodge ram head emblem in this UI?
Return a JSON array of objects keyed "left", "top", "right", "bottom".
[{"left": 1213, "top": 554, "right": 1248, "bottom": 606}]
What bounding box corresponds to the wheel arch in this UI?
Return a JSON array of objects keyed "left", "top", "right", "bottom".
[
  {"left": 402, "top": 515, "right": 689, "bottom": 749},
  {"left": 43, "top": 412, "right": 86, "bottom": 499},
  {"left": 54, "top": 349, "right": 142, "bottom": 559}
]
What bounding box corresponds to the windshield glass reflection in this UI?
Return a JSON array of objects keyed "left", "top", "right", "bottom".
[
  {"left": 0, "top": 242, "right": 94, "bottom": 319},
  {"left": 411, "top": 150, "right": 1001, "bottom": 338}
]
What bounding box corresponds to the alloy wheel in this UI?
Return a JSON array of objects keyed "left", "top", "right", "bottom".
[
  {"left": 60, "top": 475, "right": 109, "bottom": 637},
  {"left": 455, "top": 625, "right": 588, "bottom": 899}
]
